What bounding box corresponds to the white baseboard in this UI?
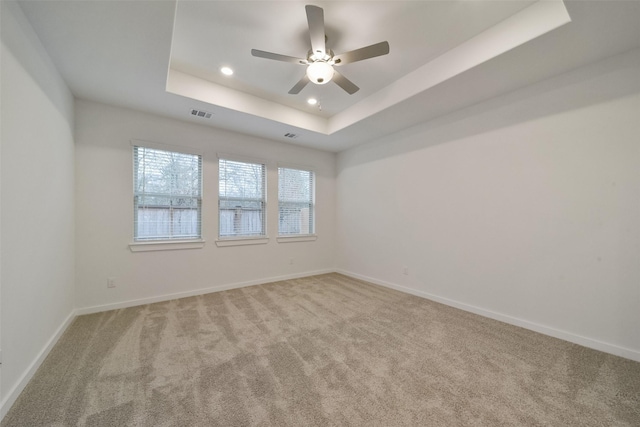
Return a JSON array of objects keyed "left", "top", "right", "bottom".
[
  {"left": 1, "top": 309, "right": 77, "bottom": 420},
  {"left": 337, "top": 269, "right": 640, "bottom": 363},
  {"left": 76, "top": 269, "right": 335, "bottom": 315}
]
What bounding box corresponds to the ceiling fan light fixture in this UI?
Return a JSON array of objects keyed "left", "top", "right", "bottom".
[
  {"left": 306, "top": 61, "right": 333, "bottom": 85},
  {"left": 250, "top": 5, "right": 388, "bottom": 95}
]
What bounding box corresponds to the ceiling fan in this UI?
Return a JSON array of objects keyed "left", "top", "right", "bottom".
[{"left": 251, "top": 5, "right": 390, "bottom": 95}]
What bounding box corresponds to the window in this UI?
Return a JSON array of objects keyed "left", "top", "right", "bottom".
[
  {"left": 278, "top": 167, "right": 314, "bottom": 236},
  {"left": 219, "top": 158, "right": 266, "bottom": 238},
  {"left": 133, "top": 145, "right": 202, "bottom": 241}
]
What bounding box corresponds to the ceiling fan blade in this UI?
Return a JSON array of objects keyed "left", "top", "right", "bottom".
[
  {"left": 333, "top": 41, "right": 390, "bottom": 65},
  {"left": 288, "top": 74, "right": 310, "bottom": 94},
  {"left": 251, "top": 49, "right": 307, "bottom": 65},
  {"left": 332, "top": 70, "right": 359, "bottom": 95},
  {"left": 306, "top": 5, "right": 326, "bottom": 55}
]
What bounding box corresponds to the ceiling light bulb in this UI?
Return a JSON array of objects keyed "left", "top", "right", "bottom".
[
  {"left": 307, "top": 98, "right": 318, "bottom": 105},
  {"left": 220, "top": 67, "right": 233, "bottom": 76},
  {"left": 306, "top": 62, "right": 333, "bottom": 85}
]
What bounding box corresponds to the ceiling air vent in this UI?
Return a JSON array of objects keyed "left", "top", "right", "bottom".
[
  {"left": 190, "top": 109, "right": 212, "bottom": 119},
  {"left": 284, "top": 133, "right": 298, "bottom": 139}
]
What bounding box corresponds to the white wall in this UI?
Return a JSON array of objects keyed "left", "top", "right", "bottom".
[
  {"left": 74, "top": 100, "right": 336, "bottom": 311},
  {"left": 337, "top": 49, "right": 640, "bottom": 361},
  {"left": 1, "top": 0, "right": 76, "bottom": 414}
]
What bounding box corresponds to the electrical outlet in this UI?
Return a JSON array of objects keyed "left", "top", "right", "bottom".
[
  {"left": 289, "top": 258, "right": 294, "bottom": 265},
  {"left": 107, "top": 277, "right": 117, "bottom": 288},
  {"left": 402, "top": 266, "right": 408, "bottom": 275}
]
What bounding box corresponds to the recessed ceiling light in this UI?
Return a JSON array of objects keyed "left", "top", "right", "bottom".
[
  {"left": 220, "top": 67, "right": 233, "bottom": 76},
  {"left": 307, "top": 98, "right": 318, "bottom": 105}
]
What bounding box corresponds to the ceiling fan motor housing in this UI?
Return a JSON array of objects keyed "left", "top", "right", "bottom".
[{"left": 307, "top": 49, "right": 334, "bottom": 63}]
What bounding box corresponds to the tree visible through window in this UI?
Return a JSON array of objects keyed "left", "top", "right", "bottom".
[
  {"left": 219, "top": 158, "right": 266, "bottom": 238},
  {"left": 279, "top": 167, "right": 314, "bottom": 235},
  {"left": 133, "top": 146, "right": 202, "bottom": 240}
]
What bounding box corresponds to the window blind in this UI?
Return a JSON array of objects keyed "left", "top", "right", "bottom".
[
  {"left": 278, "top": 167, "right": 314, "bottom": 235},
  {"left": 219, "top": 158, "right": 266, "bottom": 238},
  {"left": 133, "top": 146, "right": 202, "bottom": 240}
]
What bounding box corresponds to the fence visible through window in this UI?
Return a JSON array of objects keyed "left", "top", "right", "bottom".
[
  {"left": 278, "top": 167, "right": 314, "bottom": 236},
  {"left": 136, "top": 205, "right": 199, "bottom": 240},
  {"left": 219, "top": 158, "right": 266, "bottom": 238},
  {"left": 134, "top": 145, "right": 202, "bottom": 241}
]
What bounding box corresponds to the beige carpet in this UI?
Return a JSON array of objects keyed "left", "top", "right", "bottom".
[{"left": 3, "top": 273, "right": 639, "bottom": 426}]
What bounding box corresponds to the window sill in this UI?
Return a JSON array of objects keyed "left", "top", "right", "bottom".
[
  {"left": 215, "top": 237, "right": 269, "bottom": 247},
  {"left": 277, "top": 235, "right": 317, "bottom": 243},
  {"left": 129, "top": 239, "right": 205, "bottom": 252}
]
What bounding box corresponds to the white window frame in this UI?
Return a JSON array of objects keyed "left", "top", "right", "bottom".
[
  {"left": 129, "top": 140, "right": 205, "bottom": 252},
  {"left": 216, "top": 154, "right": 268, "bottom": 247},
  {"left": 277, "top": 164, "right": 317, "bottom": 243}
]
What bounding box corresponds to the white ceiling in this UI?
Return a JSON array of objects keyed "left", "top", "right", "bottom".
[
  {"left": 16, "top": 0, "right": 640, "bottom": 152},
  {"left": 170, "top": 1, "right": 534, "bottom": 117}
]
